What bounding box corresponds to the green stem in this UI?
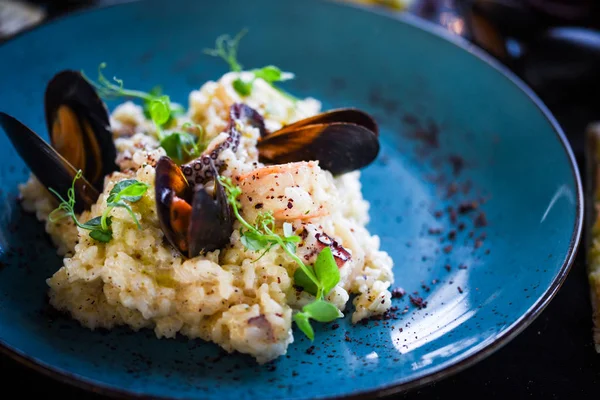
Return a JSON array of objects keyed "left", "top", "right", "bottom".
[
  {"left": 115, "top": 89, "right": 153, "bottom": 101},
  {"left": 267, "top": 226, "right": 321, "bottom": 294},
  {"left": 100, "top": 206, "right": 113, "bottom": 231},
  {"left": 220, "top": 176, "right": 322, "bottom": 293},
  {"left": 231, "top": 200, "right": 258, "bottom": 233}
]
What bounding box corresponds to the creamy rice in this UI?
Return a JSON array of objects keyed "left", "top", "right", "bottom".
[{"left": 20, "top": 71, "right": 394, "bottom": 363}]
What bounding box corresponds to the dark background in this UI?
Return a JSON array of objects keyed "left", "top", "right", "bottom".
[{"left": 1, "top": 0, "right": 600, "bottom": 398}]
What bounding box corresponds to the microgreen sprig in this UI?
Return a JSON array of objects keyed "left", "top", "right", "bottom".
[
  {"left": 204, "top": 30, "right": 297, "bottom": 100},
  {"left": 84, "top": 63, "right": 205, "bottom": 164},
  {"left": 48, "top": 171, "right": 149, "bottom": 243},
  {"left": 218, "top": 176, "right": 341, "bottom": 340},
  {"left": 82, "top": 63, "right": 185, "bottom": 123},
  {"left": 203, "top": 29, "right": 247, "bottom": 73},
  {"left": 147, "top": 98, "right": 205, "bottom": 164}
]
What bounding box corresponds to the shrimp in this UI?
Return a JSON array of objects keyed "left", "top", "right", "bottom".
[{"left": 237, "top": 161, "right": 332, "bottom": 223}]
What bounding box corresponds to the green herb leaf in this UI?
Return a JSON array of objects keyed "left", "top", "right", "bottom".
[
  {"left": 84, "top": 216, "right": 113, "bottom": 242},
  {"left": 160, "top": 132, "right": 201, "bottom": 164},
  {"left": 252, "top": 65, "right": 295, "bottom": 85},
  {"left": 302, "top": 300, "right": 341, "bottom": 322},
  {"left": 293, "top": 313, "right": 314, "bottom": 341},
  {"left": 116, "top": 182, "right": 148, "bottom": 202},
  {"left": 108, "top": 179, "right": 137, "bottom": 201},
  {"left": 149, "top": 96, "right": 171, "bottom": 126},
  {"left": 232, "top": 78, "right": 253, "bottom": 96},
  {"left": 108, "top": 179, "right": 148, "bottom": 203},
  {"left": 84, "top": 216, "right": 112, "bottom": 229},
  {"left": 314, "top": 247, "right": 340, "bottom": 296},
  {"left": 252, "top": 65, "right": 282, "bottom": 83},
  {"left": 159, "top": 133, "right": 184, "bottom": 163},
  {"left": 89, "top": 229, "right": 113, "bottom": 243},
  {"left": 293, "top": 267, "right": 319, "bottom": 296},
  {"left": 241, "top": 230, "right": 270, "bottom": 251}
]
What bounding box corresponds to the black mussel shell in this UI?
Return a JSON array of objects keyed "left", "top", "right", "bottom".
[
  {"left": 155, "top": 156, "right": 233, "bottom": 258},
  {"left": 155, "top": 156, "right": 193, "bottom": 256},
  {"left": 45, "top": 70, "right": 118, "bottom": 190},
  {"left": 188, "top": 167, "right": 233, "bottom": 256},
  {"left": 274, "top": 108, "right": 379, "bottom": 137},
  {"left": 0, "top": 112, "right": 99, "bottom": 212},
  {"left": 257, "top": 121, "right": 380, "bottom": 176}
]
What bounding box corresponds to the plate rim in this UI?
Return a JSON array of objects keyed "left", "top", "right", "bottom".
[{"left": 0, "top": 0, "right": 584, "bottom": 399}]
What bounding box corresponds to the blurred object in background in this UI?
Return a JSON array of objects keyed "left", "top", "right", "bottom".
[
  {"left": 2, "top": 0, "right": 600, "bottom": 124},
  {"left": 408, "top": 0, "right": 508, "bottom": 62},
  {"left": 0, "top": 0, "right": 45, "bottom": 39},
  {"left": 517, "top": 27, "right": 600, "bottom": 107},
  {"left": 343, "top": 0, "right": 416, "bottom": 11},
  {"left": 405, "top": 0, "right": 600, "bottom": 117}
]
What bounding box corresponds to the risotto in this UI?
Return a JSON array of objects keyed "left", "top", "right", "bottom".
[{"left": 10, "top": 56, "right": 394, "bottom": 363}]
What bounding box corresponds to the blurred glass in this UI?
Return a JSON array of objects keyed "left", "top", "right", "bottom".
[{"left": 0, "top": 1, "right": 45, "bottom": 39}]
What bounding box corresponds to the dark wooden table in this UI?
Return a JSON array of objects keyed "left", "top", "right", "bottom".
[{"left": 1, "top": 1, "right": 600, "bottom": 398}]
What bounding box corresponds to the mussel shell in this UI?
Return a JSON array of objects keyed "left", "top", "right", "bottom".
[
  {"left": 0, "top": 112, "right": 99, "bottom": 212},
  {"left": 257, "top": 122, "right": 380, "bottom": 175},
  {"left": 274, "top": 108, "right": 379, "bottom": 137},
  {"left": 45, "top": 70, "right": 118, "bottom": 190},
  {"left": 155, "top": 156, "right": 193, "bottom": 255},
  {"left": 155, "top": 156, "right": 233, "bottom": 258},
  {"left": 188, "top": 170, "right": 233, "bottom": 256}
]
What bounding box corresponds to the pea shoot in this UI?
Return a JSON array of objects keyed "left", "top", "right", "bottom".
[
  {"left": 204, "top": 30, "right": 297, "bottom": 100},
  {"left": 82, "top": 63, "right": 185, "bottom": 124},
  {"left": 83, "top": 63, "right": 205, "bottom": 164},
  {"left": 146, "top": 97, "right": 206, "bottom": 164},
  {"left": 219, "top": 176, "right": 341, "bottom": 340},
  {"left": 48, "top": 171, "right": 149, "bottom": 243}
]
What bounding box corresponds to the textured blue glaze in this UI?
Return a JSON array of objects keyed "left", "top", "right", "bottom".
[{"left": 0, "top": 0, "right": 582, "bottom": 399}]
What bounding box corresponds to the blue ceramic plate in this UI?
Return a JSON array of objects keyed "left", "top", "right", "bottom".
[{"left": 0, "top": 0, "right": 583, "bottom": 398}]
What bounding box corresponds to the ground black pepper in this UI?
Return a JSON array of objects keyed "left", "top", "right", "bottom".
[
  {"left": 475, "top": 212, "right": 488, "bottom": 227},
  {"left": 409, "top": 295, "right": 427, "bottom": 309},
  {"left": 391, "top": 287, "right": 406, "bottom": 298},
  {"left": 449, "top": 208, "right": 457, "bottom": 224},
  {"left": 448, "top": 155, "right": 465, "bottom": 176},
  {"left": 458, "top": 201, "right": 478, "bottom": 214}
]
